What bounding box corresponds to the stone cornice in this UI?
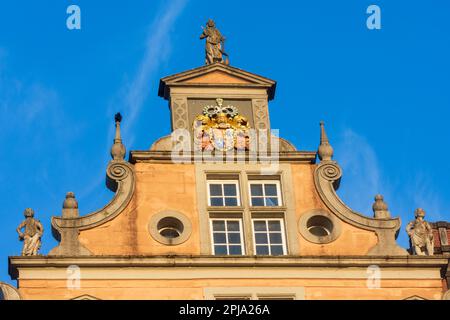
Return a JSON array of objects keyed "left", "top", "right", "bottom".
[
  {"left": 158, "top": 63, "right": 277, "bottom": 100},
  {"left": 129, "top": 150, "right": 317, "bottom": 164},
  {"left": 9, "top": 255, "right": 449, "bottom": 279}
]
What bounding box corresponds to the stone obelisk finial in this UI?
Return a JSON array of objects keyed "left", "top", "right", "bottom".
[
  {"left": 372, "top": 194, "right": 391, "bottom": 219},
  {"left": 318, "top": 121, "right": 334, "bottom": 161},
  {"left": 110, "top": 112, "right": 126, "bottom": 160}
]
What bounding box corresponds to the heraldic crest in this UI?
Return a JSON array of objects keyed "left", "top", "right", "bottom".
[{"left": 193, "top": 98, "right": 251, "bottom": 151}]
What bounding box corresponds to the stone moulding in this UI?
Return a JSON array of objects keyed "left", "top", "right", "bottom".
[
  {"left": 8, "top": 255, "right": 449, "bottom": 273},
  {"left": 130, "top": 150, "right": 316, "bottom": 164},
  {"left": 49, "top": 160, "right": 136, "bottom": 256},
  {"left": 314, "top": 161, "right": 408, "bottom": 256},
  {"left": 158, "top": 63, "right": 277, "bottom": 101}
]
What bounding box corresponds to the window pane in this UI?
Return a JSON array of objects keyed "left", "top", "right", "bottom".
[
  {"left": 228, "top": 233, "right": 241, "bottom": 244},
  {"left": 264, "top": 184, "right": 278, "bottom": 196},
  {"left": 229, "top": 245, "right": 242, "bottom": 255},
  {"left": 256, "top": 245, "right": 269, "bottom": 255},
  {"left": 223, "top": 184, "right": 237, "bottom": 196},
  {"left": 253, "top": 221, "right": 267, "bottom": 232},
  {"left": 212, "top": 220, "right": 225, "bottom": 231},
  {"left": 251, "top": 197, "right": 265, "bottom": 206},
  {"left": 250, "top": 184, "right": 263, "bottom": 196},
  {"left": 214, "top": 245, "right": 227, "bottom": 255},
  {"left": 213, "top": 233, "right": 226, "bottom": 244},
  {"left": 265, "top": 197, "right": 279, "bottom": 206},
  {"left": 270, "top": 245, "right": 284, "bottom": 255},
  {"left": 268, "top": 221, "right": 281, "bottom": 231},
  {"left": 210, "top": 184, "right": 222, "bottom": 196},
  {"left": 224, "top": 197, "right": 238, "bottom": 206},
  {"left": 227, "top": 221, "right": 240, "bottom": 232},
  {"left": 255, "top": 233, "right": 268, "bottom": 244},
  {"left": 269, "top": 233, "right": 282, "bottom": 244},
  {"left": 210, "top": 197, "right": 224, "bottom": 206}
]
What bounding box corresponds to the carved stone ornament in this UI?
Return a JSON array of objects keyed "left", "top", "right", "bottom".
[
  {"left": 199, "top": 19, "right": 228, "bottom": 65},
  {"left": 16, "top": 208, "right": 43, "bottom": 256},
  {"left": 406, "top": 208, "right": 434, "bottom": 256},
  {"left": 314, "top": 122, "right": 407, "bottom": 255},
  {"left": 49, "top": 113, "right": 135, "bottom": 256},
  {"left": 372, "top": 194, "right": 391, "bottom": 219},
  {"left": 193, "top": 98, "right": 251, "bottom": 152},
  {"left": 0, "top": 282, "right": 21, "bottom": 300},
  {"left": 443, "top": 290, "right": 450, "bottom": 300}
]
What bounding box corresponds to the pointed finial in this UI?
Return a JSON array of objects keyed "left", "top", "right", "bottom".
[
  {"left": 115, "top": 112, "right": 122, "bottom": 123},
  {"left": 110, "top": 112, "right": 126, "bottom": 160},
  {"left": 372, "top": 194, "right": 391, "bottom": 219},
  {"left": 318, "top": 121, "right": 334, "bottom": 161}
]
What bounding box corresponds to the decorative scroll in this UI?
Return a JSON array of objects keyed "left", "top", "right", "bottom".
[
  {"left": 49, "top": 160, "right": 135, "bottom": 255},
  {"left": 314, "top": 161, "right": 408, "bottom": 256}
]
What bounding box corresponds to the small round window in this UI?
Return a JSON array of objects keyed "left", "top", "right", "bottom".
[
  {"left": 307, "top": 215, "right": 333, "bottom": 237},
  {"left": 149, "top": 211, "right": 192, "bottom": 246},
  {"left": 157, "top": 217, "right": 184, "bottom": 239},
  {"left": 298, "top": 210, "right": 341, "bottom": 244}
]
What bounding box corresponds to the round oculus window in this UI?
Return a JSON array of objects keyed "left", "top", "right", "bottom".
[
  {"left": 157, "top": 217, "right": 184, "bottom": 239},
  {"left": 148, "top": 211, "right": 192, "bottom": 246},
  {"left": 298, "top": 210, "right": 341, "bottom": 244},
  {"left": 306, "top": 215, "right": 333, "bottom": 237}
]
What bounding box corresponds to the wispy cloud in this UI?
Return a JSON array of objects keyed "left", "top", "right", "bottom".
[
  {"left": 333, "top": 128, "right": 449, "bottom": 247},
  {"left": 335, "top": 128, "right": 382, "bottom": 215},
  {"left": 406, "top": 173, "right": 446, "bottom": 221},
  {"left": 79, "top": 0, "right": 187, "bottom": 203},
  {"left": 112, "top": 0, "right": 187, "bottom": 144}
]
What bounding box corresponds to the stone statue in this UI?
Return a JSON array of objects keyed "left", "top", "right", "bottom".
[
  {"left": 406, "top": 208, "right": 434, "bottom": 256},
  {"left": 16, "top": 208, "right": 43, "bottom": 256},
  {"left": 0, "top": 282, "right": 21, "bottom": 300},
  {"left": 200, "top": 19, "right": 227, "bottom": 65}
]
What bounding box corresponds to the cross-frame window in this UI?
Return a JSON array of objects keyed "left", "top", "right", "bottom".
[
  {"left": 204, "top": 173, "right": 290, "bottom": 256},
  {"left": 210, "top": 219, "right": 245, "bottom": 255},
  {"left": 249, "top": 181, "right": 282, "bottom": 207},
  {"left": 207, "top": 180, "right": 240, "bottom": 207},
  {"left": 252, "top": 218, "right": 287, "bottom": 255}
]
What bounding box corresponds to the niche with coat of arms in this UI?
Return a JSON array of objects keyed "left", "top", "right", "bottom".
[{"left": 193, "top": 98, "right": 251, "bottom": 151}]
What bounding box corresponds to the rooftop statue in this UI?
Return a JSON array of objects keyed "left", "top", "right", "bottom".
[
  {"left": 406, "top": 208, "right": 434, "bottom": 256},
  {"left": 16, "top": 208, "right": 43, "bottom": 256},
  {"left": 200, "top": 19, "right": 228, "bottom": 65}
]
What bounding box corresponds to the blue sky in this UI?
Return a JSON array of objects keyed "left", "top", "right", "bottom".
[{"left": 1, "top": 0, "right": 450, "bottom": 284}]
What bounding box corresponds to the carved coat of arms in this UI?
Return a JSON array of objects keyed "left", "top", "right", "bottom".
[{"left": 193, "top": 98, "right": 250, "bottom": 151}]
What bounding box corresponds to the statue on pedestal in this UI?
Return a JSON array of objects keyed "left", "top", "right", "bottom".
[
  {"left": 16, "top": 208, "right": 43, "bottom": 256},
  {"left": 200, "top": 19, "right": 227, "bottom": 65},
  {"left": 406, "top": 208, "right": 434, "bottom": 256}
]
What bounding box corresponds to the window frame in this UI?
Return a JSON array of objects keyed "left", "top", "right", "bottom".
[
  {"left": 209, "top": 218, "right": 246, "bottom": 255},
  {"left": 207, "top": 180, "right": 241, "bottom": 207},
  {"left": 251, "top": 218, "right": 287, "bottom": 256},
  {"left": 248, "top": 180, "right": 283, "bottom": 207}
]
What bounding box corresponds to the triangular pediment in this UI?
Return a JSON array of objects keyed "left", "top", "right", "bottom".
[
  {"left": 158, "top": 63, "right": 276, "bottom": 100},
  {"left": 184, "top": 70, "right": 253, "bottom": 84},
  {"left": 72, "top": 294, "right": 101, "bottom": 300},
  {"left": 404, "top": 295, "right": 426, "bottom": 300}
]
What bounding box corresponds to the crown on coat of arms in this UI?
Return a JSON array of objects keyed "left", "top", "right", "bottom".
[{"left": 193, "top": 98, "right": 251, "bottom": 151}]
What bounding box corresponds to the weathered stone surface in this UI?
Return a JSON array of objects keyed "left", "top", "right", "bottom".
[
  {"left": 0, "top": 282, "right": 21, "bottom": 300},
  {"left": 16, "top": 208, "right": 43, "bottom": 256},
  {"left": 407, "top": 208, "right": 434, "bottom": 256}
]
